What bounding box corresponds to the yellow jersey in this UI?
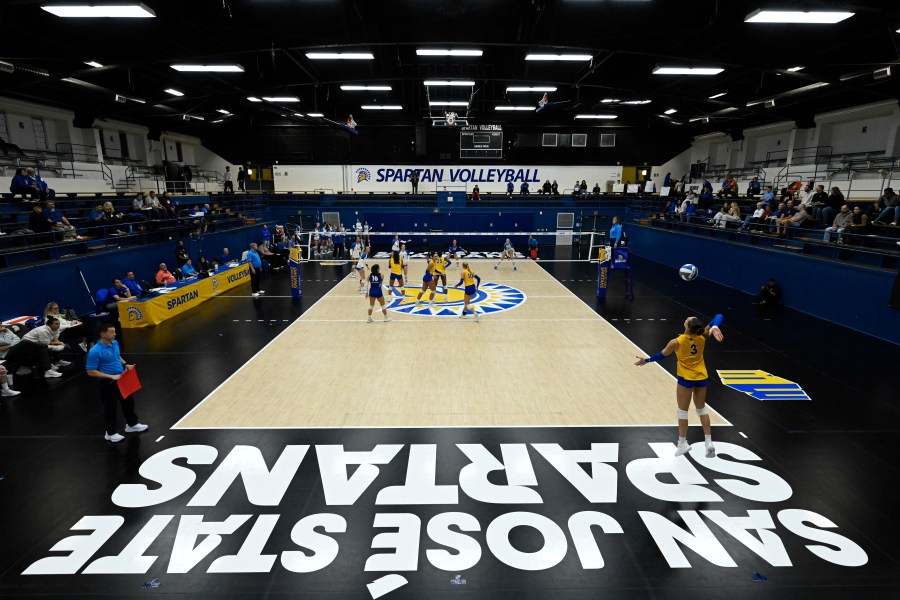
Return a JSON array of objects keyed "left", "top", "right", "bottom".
[
  {"left": 425, "top": 259, "right": 437, "bottom": 275},
  {"left": 462, "top": 268, "right": 477, "bottom": 287},
  {"left": 675, "top": 333, "right": 707, "bottom": 380},
  {"left": 390, "top": 255, "right": 403, "bottom": 275},
  {"left": 434, "top": 256, "right": 448, "bottom": 274}
]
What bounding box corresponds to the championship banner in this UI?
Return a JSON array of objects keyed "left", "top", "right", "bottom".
[
  {"left": 289, "top": 247, "right": 302, "bottom": 301},
  {"left": 121, "top": 264, "right": 251, "bottom": 328}
]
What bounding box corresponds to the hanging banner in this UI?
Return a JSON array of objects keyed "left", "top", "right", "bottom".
[{"left": 289, "top": 247, "right": 302, "bottom": 301}]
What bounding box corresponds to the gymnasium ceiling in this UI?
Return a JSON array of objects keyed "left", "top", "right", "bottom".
[{"left": 2, "top": 0, "right": 900, "bottom": 140}]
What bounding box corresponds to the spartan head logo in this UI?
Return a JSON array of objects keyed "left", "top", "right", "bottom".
[
  {"left": 355, "top": 168, "right": 371, "bottom": 183},
  {"left": 126, "top": 306, "right": 143, "bottom": 322}
]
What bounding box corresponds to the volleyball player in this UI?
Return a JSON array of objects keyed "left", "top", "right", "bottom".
[
  {"left": 455, "top": 262, "right": 481, "bottom": 320},
  {"left": 494, "top": 238, "right": 517, "bottom": 270},
  {"left": 355, "top": 246, "right": 369, "bottom": 293},
  {"left": 387, "top": 250, "right": 404, "bottom": 296},
  {"left": 414, "top": 252, "right": 439, "bottom": 308},
  {"left": 448, "top": 239, "right": 466, "bottom": 267},
  {"left": 433, "top": 252, "right": 452, "bottom": 300},
  {"left": 312, "top": 223, "right": 322, "bottom": 257},
  {"left": 399, "top": 243, "right": 409, "bottom": 280},
  {"left": 349, "top": 238, "right": 362, "bottom": 278},
  {"left": 634, "top": 314, "right": 725, "bottom": 458},
  {"left": 366, "top": 264, "right": 391, "bottom": 323}
]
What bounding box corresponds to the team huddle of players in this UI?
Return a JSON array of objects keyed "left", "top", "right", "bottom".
[{"left": 352, "top": 237, "right": 517, "bottom": 322}]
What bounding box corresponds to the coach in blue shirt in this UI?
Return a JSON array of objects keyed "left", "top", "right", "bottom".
[
  {"left": 123, "top": 271, "right": 144, "bottom": 297},
  {"left": 248, "top": 243, "right": 263, "bottom": 296},
  {"left": 85, "top": 323, "right": 147, "bottom": 442}
]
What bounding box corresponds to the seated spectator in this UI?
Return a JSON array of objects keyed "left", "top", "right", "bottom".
[
  {"left": 220, "top": 247, "right": 233, "bottom": 264},
  {"left": 873, "top": 187, "right": 899, "bottom": 225},
  {"left": 28, "top": 203, "right": 53, "bottom": 234},
  {"left": 698, "top": 181, "right": 714, "bottom": 211},
  {"left": 848, "top": 205, "right": 870, "bottom": 240},
  {"left": 519, "top": 181, "right": 530, "bottom": 195},
  {"left": 506, "top": 181, "right": 514, "bottom": 196},
  {"left": 580, "top": 180, "right": 588, "bottom": 196},
  {"left": 88, "top": 202, "right": 106, "bottom": 224},
  {"left": 716, "top": 176, "right": 738, "bottom": 199},
  {"left": 0, "top": 323, "right": 20, "bottom": 360},
  {"left": 820, "top": 186, "right": 845, "bottom": 226},
  {"left": 550, "top": 180, "right": 559, "bottom": 195},
  {"left": 572, "top": 180, "right": 581, "bottom": 197},
  {"left": 471, "top": 185, "right": 481, "bottom": 201},
  {"left": 44, "top": 200, "right": 81, "bottom": 240},
  {"left": 25, "top": 167, "right": 55, "bottom": 201},
  {"left": 0, "top": 364, "right": 19, "bottom": 397},
  {"left": 44, "top": 301, "right": 88, "bottom": 352},
  {"left": 180, "top": 259, "right": 197, "bottom": 278},
  {"left": 712, "top": 202, "right": 741, "bottom": 228},
  {"left": 131, "top": 193, "right": 149, "bottom": 220},
  {"left": 122, "top": 271, "right": 145, "bottom": 297},
  {"left": 197, "top": 256, "right": 212, "bottom": 272},
  {"left": 780, "top": 180, "right": 804, "bottom": 201},
  {"left": 156, "top": 263, "right": 176, "bottom": 285},
  {"left": 259, "top": 241, "right": 281, "bottom": 270},
  {"left": 678, "top": 196, "right": 698, "bottom": 222},
  {"left": 663, "top": 172, "right": 673, "bottom": 188},
  {"left": 541, "top": 180, "right": 551, "bottom": 195},
  {"left": 752, "top": 278, "right": 781, "bottom": 318},
  {"left": 9, "top": 167, "right": 40, "bottom": 202},
  {"left": 4, "top": 317, "right": 68, "bottom": 379},
  {"left": 760, "top": 185, "right": 775, "bottom": 204},
  {"left": 804, "top": 185, "right": 828, "bottom": 220},
  {"left": 775, "top": 203, "right": 808, "bottom": 236},
  {"left": 102, "top": 201, "right": 127, "bottom": 234},
  {"left": 159, "top": 193, "right": 177, "bottom": 219},
  {"left": 740, "top": 202, "right": 766, "bottom": 231},
  {"left": 746, "top": 177, "right": 761, "bottom": 198},
  {"left": 146, "top": 191, "right": 163, "bottom": 219},
  {"left": 767, "top": 202, "right": 787, "bottom": 232},
  {"left": 824, "top": 204, "right": 853, "bottom": 243},
  {"left": 592, "top": 182, "right": 601, "bottom": 197},
  {"left": 661, "top": 199, "right": 677, "bottom": 220}
]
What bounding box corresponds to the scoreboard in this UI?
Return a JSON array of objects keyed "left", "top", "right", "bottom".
[{"left": 460, "top": 125, "right": 503, "bottom": 159}]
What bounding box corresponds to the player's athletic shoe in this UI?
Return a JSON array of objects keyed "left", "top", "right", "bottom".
[
  {"left": 705, "top": 442, "right": 716, "bottom": 459},
  {"left": 105, "top": 432, "right": 124, "bottom": 443},
  {"left": 475, "top": 312, "right": 481, "bottom": 322},
  {"left": 125, "top": 423, "right": 148, "bottom": 433},
  {"left": 674, "top": 440, "right": 690, "bottom": 456},
  {"left": 494, "top": 265, "right": 498, "bottom": 270},
  {"left": 514, "top": 266, "right": 517, "bottom": 271},
  {"left": 366, "top": 316, "right": 373, "bottom": 323},
  {"left": 460, "top": 313, "right": 468, "bottom": 319},
  {"left": 383, "top": 316, "right": 392, "bottom": 322}
]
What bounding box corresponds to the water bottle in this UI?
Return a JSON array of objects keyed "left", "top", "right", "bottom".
[{"left": 128, "top": 224, "right": 133, "bottom": 233}]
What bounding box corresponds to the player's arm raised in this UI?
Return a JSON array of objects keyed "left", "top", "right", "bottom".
[
  {"left": 703, "top": 313, "right": 725, "bottom": 342},
  {"left": 634, "top": 338, "right": 679, "bottom": 367}
]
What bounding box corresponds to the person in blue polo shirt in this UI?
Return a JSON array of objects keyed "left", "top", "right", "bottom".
[
  {"left": 248, "top": 242, "right": 264, "bottom": 297},
  {"left": 85, "top": 323, "right": 148, "bottom": 443},
  {"left": 122, "top": 271, "right": 144, "bottom": 297},
  {"left": 180, "top": 259, "right": 197, "bottom": 278}
]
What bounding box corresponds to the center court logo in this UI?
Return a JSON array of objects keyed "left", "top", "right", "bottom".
[
  {"left": 355, "top": 167, "right": 371, "bottom": 183},
  {"left": 385, "top": 282, "right": 526, "bottom": 317},
  {"left": 126, "top": 306, "right": 143, "bottom": 322}
]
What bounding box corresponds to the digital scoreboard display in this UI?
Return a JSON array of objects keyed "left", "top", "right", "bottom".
[{"left": 460, "top": 125, "right": 503, "bottom": 159}]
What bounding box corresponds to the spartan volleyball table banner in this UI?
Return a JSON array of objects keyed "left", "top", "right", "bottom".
[
  {"left": 121, "top": 263, "right": 251, "bottom": 328},
  {"left": 289, "top": 246, "right": 302, "bottom": 301}
]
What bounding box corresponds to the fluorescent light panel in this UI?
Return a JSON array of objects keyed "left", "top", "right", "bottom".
[
  {"left": 575, "top": 114, "right": 617, "bottom": 119},
  {"left": 306, "top": 113, "right": 324, "bottom": 117},
  {"left": 247, "top": 96, "right": 262, "bottom": 102},
  {"left": 526, "top": 53, "right": 592, "bottom": 61},
  {"left": 622, "top": 99, "right": 651, "bottom": 104},
  {"left": 361, "top": 105, "right": 402, "bottom": 110},
  {"left": 423, "top": 80, "right": 475, "bottom": 86},
  {"left": 84, "top": 60, "right": 104, "bottom": 68},
  {"left": 42, "top": 3, "right": 156, "bottom": 18},
  {"left": 340, "top": 85, "right": 392, "bottom": 91},
  {"left": 745, "top": 9, "right": 854, "bottom": 24},
  {"left": 211, "top": 119, "right": 224, "bottom": 123},
  {"left": 653, "top": 66, "right": 723, "bottom": 75},
  {"left": 262, "top": 97, "right": 300, "bottom": 102},
  {"left": 495, "top": 106, "right": 534, "bottom": 111},
  {"left": 429, "top": 101, "right": 469, "bottom": 106},
  {"left": 506, "top": 86, "right": 557, "bottom": 92},
  {"left": 601, "top": 98, "right": 620, "bottom": 103},
  {"left": 171, "top": 64, "right": 243, "bottom": 72},
  {"left": 306, "top": 52, "right": 374, "bottom": 60},
  {"left": 709, "top": 92, "right": 726, "bottom": 99},
  {"left": 216, "top": 109, "right": 231, "bottom": 114},
  {"left": 786, "top": 66, "right": 804, "bottom": 72},
  {"left": 745, "top": 81, "right": 830, "bottom": 106},
  {"left": 664, "top": 108, "right": 677, "bottom": 114},
  {"left": 164, "top": 88, "right": 184, "bottom": 96},
  {"left": 417, "top": 49, "right": 482, "bottom": 56}
]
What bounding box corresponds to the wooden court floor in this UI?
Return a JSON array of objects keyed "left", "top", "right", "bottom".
[{"left": 175, "top": 259, "right": 730, "bottom": 428}]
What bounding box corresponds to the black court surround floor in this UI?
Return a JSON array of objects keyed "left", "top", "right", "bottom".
[{"left": 1, "top": 255, "right": 899, "bottom": 599}]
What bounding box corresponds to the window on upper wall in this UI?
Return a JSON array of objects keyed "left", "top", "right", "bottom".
[{"left": 32, "top": 117, "right": 48, "bottom": 150}]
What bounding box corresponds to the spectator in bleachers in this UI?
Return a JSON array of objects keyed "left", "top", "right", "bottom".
[
  {"left": 824, "top": 205, "right": 853, "bottom": 243},
  {"left": 181, "top": 259, "right": 197, "bottom": 278},
  {"left": 44, "top": 200, "right": 81, "bottom": 240},
  {"left": 131, "top": 193, "right": 150, "bottom": 221},
  {"left": 805, "top": 184, "right": 828, "bottom": 220},
  {"left": 678, "top": 195, "right": 698, "bottom": 222},
  {"left": 27, "top": 203, "right": 52, "bottom": 235},
  {"left": 873, "top": 188, "right": 899, "bottom": 225},
  {"left": 716, "top": 176, "right": 738, "bottom": 199},
  {"left": 746, "top": 177, "right": 761, "bottom": 198},
  {"left": 0, "top": 323, "right": 20, "bottom": 360},
  {"left": 767, "top": 201, "right": 787, "bottom": 232},
  {"left": 156, "top": 263, "right": 176, "bottom": 285},
  {"left": 159, "top": 193, "right": 177, "bottom": 219},
  {"left": 592, "top": 182, "right": 601, "bottom": 198},
  {"left": 223, "top": 166, "right": 234, "bottom": 194},
  {"left": 471, "top": 185, "right": 481, "bottom": 201},
  {"left": 541, "top": 180, "right": 551, "bottom": 195},
  {"left": 10, "top": 167, "right": 39, "bottom": 202},
  {"left": 506, "top": 181, "right": 514, "bottom": 196},
  {"left": 25, "top": 168, "right": 55, "bottom": 201},
  {"left": 175, "top": 240, "right": 189, "bottom": 267},
  {"left": 821, "top": 186, "right": 845, "bottom": 226},
  {"left": 102, "top": 201, "right": 126, "bottom": 234},
  {"left": 849, "top": 205, "right": 870, "bottom": 238},
  {"left": 712, "top": 202, "right": 741, "bottom": 228},
  {"left": 580, "top": 180, "right": 588, "bottom": 196},
  {"left": 664, "top": 173, "right": 673, "bottom": 188},
  {"left": 775, "top": 203, "right": 809, "bottom": 236},
  {"left": 520, "top": 181, "right": 530, "bottom": 195},
  {"left": 123, "top": 271, "right": 145, "bottom": 298},
  {"left": 740, "top": 202, "right": 766, "bottom": 231},
  {"left": 88, "top": 202, "right": 105, "bottom": 224},
  {"left": 145, "top": 191, "right": 162, "bottom": 220},
  {"left": 661, "top": 199, "right": 677, "bottom": 220},
  {"left": 551, "top": 180, "right": 559, "bottom": 195},
  {"left": 780, "top": 180, "right": 804, "bottom": 202},
  {"left": 698, "top": 180, "right": 714, "bottom": 212},
  {"left": 237, "top": 166, "right": 246, "bottom": 192},
  {"left": 761, "top": 185, "right": 775, "bottom": 204}
]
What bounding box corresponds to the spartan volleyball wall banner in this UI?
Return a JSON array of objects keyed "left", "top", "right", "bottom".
[
  {"left": 273, "top": 165, "right": 624, "bottom": 194},
  {"left": 22, "top": 437, "right": 867, "bottom": 596}
]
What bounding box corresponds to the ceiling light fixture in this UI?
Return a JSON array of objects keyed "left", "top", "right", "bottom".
[
  {"left": 429, "top": 101, "right": 469, "bottom": 106},
  {"left": 664, "top": 108, "right": 677, "bottom": 114},
  {"left": 709, "top": 92, "right": 727, "bottom": 99},
  {"left": 42, "top": 3, "right": 156, "bottom": 18},
  {"left": 525, "top": 53, "right": 592, "bottom": 61},
  {"left": 622, "top": 99, "right": 651, "bottom": 105},
  {"left": 164, "top": 88, "right": 184, "bottom": 96},
  {"left": 182, "top": 114, "right": 204, "bottom": 121},
  {"left": 744, "top": 9, "right": 854, "bottom": 24},
  {"left": 601, "top": 99, "right": 620, "bottom": 103},
  {"left": 416, "top": 49, "right": 483, "bottom": 56},
  {"left": 495, "top": 106, "right": 535, "bottom": 111},
  {"left": 211, "top": 119, "right": 224, "bottom": 123},
  {"left": 171, "top": 64, "right": 244, "bottom": 72},
  {"left": 306, "top": 113, "right": 324, "bottom": 117},
  {"left": 746, "top": 81, "right": 829, "bottom": 107},
  {"left": 786, "top": 66, "right": 804, "bottom": 72},
  {"left": 306, "top": 52, "right": 374, "bottom": 60},
  {"left": 689, "top": 116, "right": 710, "bottom": 123},
  {"left": 216, "top": 109, "right": 231, "bottom": 114},
  {"left": 653, "top": 66, "right": 724, "bottom": 75},
  {"left": 574, "top": 114, "right": 617, "bottom": 119},
  {"left": 262, "top": 97, "right": 300, "bottom": 102},
  {"left": 84, "top": 60, "right": 104, "bottom": 68},
  {"left": 340, "top": 85, "right": 392, "bottom": 91},
  {"left": 114, "top": 93, "right": 145, "bottom": 104},
  {"left": 361, "top": 105, "right": 402, "bottom": 110},
  {"left": 423, "top": 80, "right": 475, "bottom": 86},
  {"left": 506, "top": 86, "right": 557, "bottom": 92},
  {"left": 247, "top": 96, "right": 262, "bottom": 102}
]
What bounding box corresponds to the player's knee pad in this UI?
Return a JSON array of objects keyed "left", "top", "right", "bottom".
[
  {"left": 676, "top": 408, "right": 689, "bottom": 420},
  {"left": 695, "top": 406, "right": 708, "bottom": 417}
]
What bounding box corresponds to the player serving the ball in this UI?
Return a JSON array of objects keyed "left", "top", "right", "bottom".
[
  {"left": 633, "top": 313, "right": 725, "bottom": 458},
  {"left": 494, "top": 238, "right": 516, "bottom": 271}
]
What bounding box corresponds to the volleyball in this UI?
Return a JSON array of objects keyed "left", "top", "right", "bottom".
[{"left": 679, "top": 264, "right": 699, "bottom": 281}]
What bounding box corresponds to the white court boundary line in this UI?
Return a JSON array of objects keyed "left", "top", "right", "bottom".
[{"left": 173, "top": 260, "right": 731, "bottom": 430}]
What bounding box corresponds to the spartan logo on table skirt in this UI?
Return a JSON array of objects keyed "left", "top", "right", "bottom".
[{"left": 385, "top": 282, "right": 526, "bottom": 317}]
